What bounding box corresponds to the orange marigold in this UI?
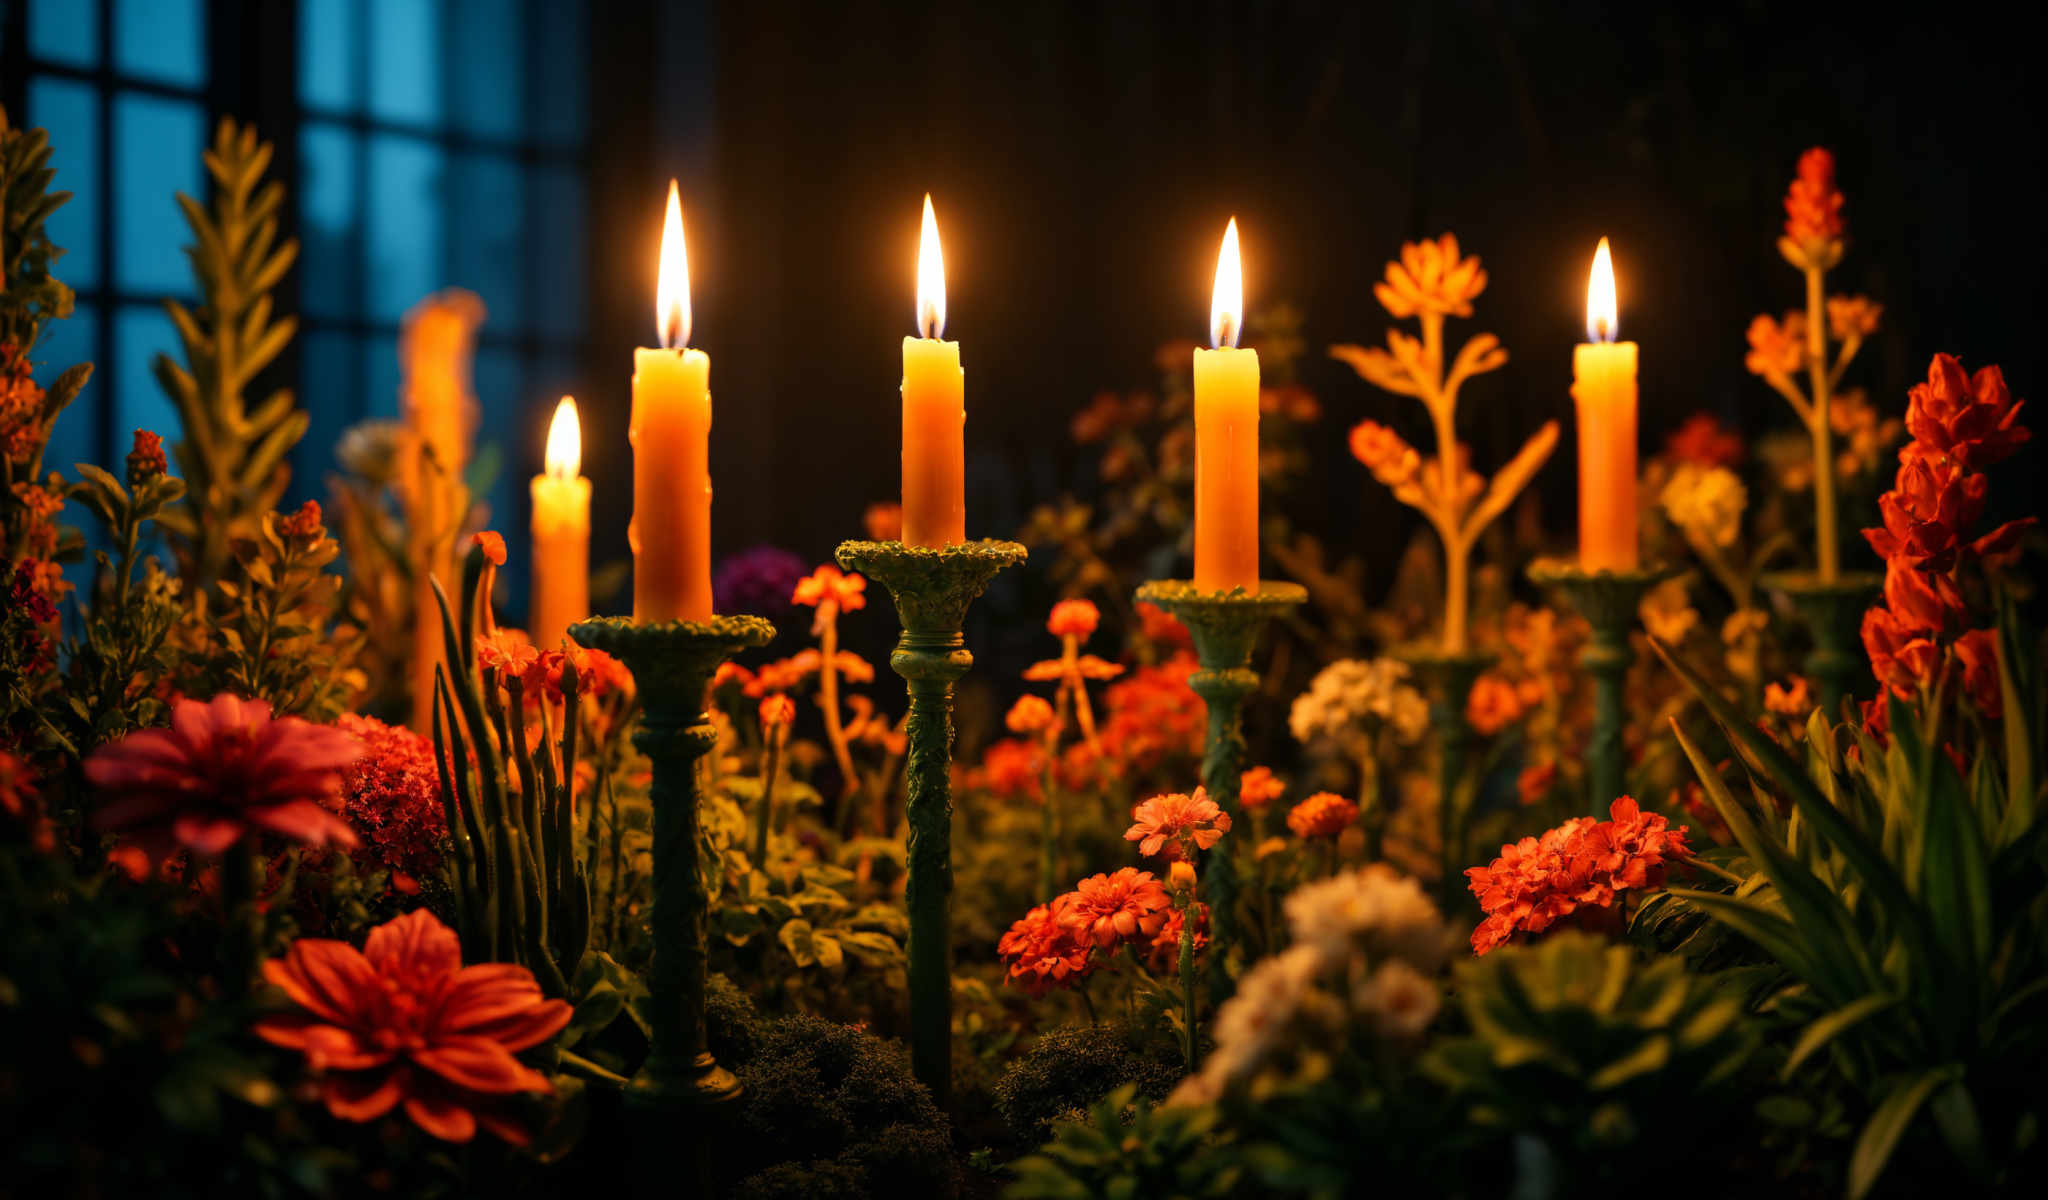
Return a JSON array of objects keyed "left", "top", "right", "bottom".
[
  {"left": 1124, "top": 787, "right": 1232, "bottom": 860},
  {"left": 1059, "top": 867, "right": 1172, "bottom": 949},
  {"left": 1239, "top": 766, "right": 1285, "bottom": 811},
  {"left": 974, "top": 738, "right": 1042, "bottom": 801},
  {"left": 1006, "top": 694, "right": 1057, "bottom": 735},
  {"left": 863, "top": 501, "right": 902, "bottom": 542},
  {"left": 1047, "top": 597, "right": 1101, "bottom": 639},
  {"left": 1286, "top": 792, "right": 1359, "bottom": 840},
  {"left": 1374, "top": 234, "right": 1488, "bottom": 319},
  {"left": 1465, "top": 796, "right": 1692, "bottom": 955},
  {"left": 997, "top": 895, "right": 1094, "bottom": 996},
  {"left": 1465, "top": 673, "right": 1527, "bottom": 737}
]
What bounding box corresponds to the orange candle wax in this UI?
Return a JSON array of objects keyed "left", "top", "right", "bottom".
[
  {"left": 902, "top": 195, "right": 965, "bottom": 547},
  {"left": 530, "top": 396, "right": 591, "bottom": 649},
  {"left": 631, "top": 182, "right": 714, "bottom": 622},
  {"left": 1193, "top": 218, "right": 1259, "bottom": 593},
  {"left": 1573, "top": 238, "right": 1639, "bottom": 571}
]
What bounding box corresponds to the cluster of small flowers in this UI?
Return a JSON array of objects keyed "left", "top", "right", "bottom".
[
  {"left": 0, "top": 339, "right": 45, "bottom": 465},
  {"left": 332, "top": 713, "right": 448, "bottom": 890},
  {"left": 1858, "top": 354, "right": 2031, "bottom": 735},
  {"left": 1288, "top": 657, "right": 1428, "bottom": 752},
  {"left": 718, "top": 647, "right": 876, "bottom": 698},
  {"left": 1464, "top": 796, "right": 1692, "bottom": 956}
]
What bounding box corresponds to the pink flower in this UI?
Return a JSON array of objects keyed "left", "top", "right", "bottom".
[
  {"left": 1124, "top": 787, "right": 1232, "bottom": 860},
  {"left": 88, "top": 695, "right": 363, "bottom": 860}
]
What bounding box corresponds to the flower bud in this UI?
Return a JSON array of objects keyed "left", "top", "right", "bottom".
[
  {"left": 1168, "top": 860, "right": 1197, "bottom": 895},
  {"left": 125, "top": 429, "right": 167, "bottom": 487}
]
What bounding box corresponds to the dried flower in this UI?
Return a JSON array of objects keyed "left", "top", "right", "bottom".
[
  {"left": 1638, "top": 576, "right": 1699, "bottom": 646},
  {"left": 88, "top": 694, "right": 363, "bottom": 860},
  {"left": 254, "top": 908, "right": 571, "bottom": 1144},
  {"left": 1660, "top": 462, "right": 1747, "bottom": 549},
  {"left": 125, "top": 428, "right": 167, "bottom": 487},
  {"left": 1374, "top": 234, "right": 1488, "bottom": 319},
  {"left": 1124, "top": 787, "right": 1233, "bottom": 860},
  {"left": 1349, "top": 420, "right": 1422, "bottom": 488},
  {"left": 1287, "top": 792, "right": 1359, "bottom": 840},
  {"left": 1239, "top": 766, "right": 1285, "bottom": 811},
  {"left": 1059, "top": 868, "right": 1172, "bottom": 949}
]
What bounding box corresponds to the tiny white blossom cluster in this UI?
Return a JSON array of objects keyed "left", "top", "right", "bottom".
[{"left": 1288, "top": 658, "right": 1429, "bottom": 752}]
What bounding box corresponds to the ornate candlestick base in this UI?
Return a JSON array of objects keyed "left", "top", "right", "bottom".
[
  {"left": 568, "top": 614, "right": 774, "bottom": 1109},
  {"left": 1762, "top": 570, "right": 1881, "bottom": 718},
  {"left": 1528, "top": 559, "right": 1675, "bottom": 816},
  {"left": 836, "top": 538, "right": 1027, "bottom": 1109},
  {"left": 1133, "top": 580, "right": 1305, "bottom": 1004},
  {"left": 1394, "top": 646, "right": 1493, "bottom": 911}
]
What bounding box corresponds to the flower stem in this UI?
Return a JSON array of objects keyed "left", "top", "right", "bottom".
[
  {"left": 1804, "top": 265, "right": 1840, "bottom": 582},
  {"left": 222, "top": 839, "right": 261, "bottom": 993},
  {"left": 1177, "top": 904, "right": 1198, "bottom": 1074},
  {"left": 753, "top": 726, "right": 783, "bottom": 864}
]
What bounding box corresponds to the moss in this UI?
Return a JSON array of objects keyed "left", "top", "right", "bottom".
[
  {"left": 993, "top": 1023, "right": 1185, "bottom": 1144},
  {"left": 704, "top": 971, "right": 765, "bottom": 1066}
]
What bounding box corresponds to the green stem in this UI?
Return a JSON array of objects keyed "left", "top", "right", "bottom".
[
  {"left": 753, "top": 729, "right": 783, "bottom": 865},
  {"left": 1178, "top": 903, "right": 1198, "bottom": 1075},
  {"left": 1805, "top": 265, "right": 1840, "bottom": 583}
]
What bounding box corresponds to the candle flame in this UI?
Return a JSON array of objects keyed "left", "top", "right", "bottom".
[
  {"left": 656, "top": 181, "right": 691, "bottom": 349},
  {"left": 1586, "top": 237, "right": 1618, "bottom": 343},
  {"left": 916, "top": 194, "right": 946, "bottom": 339},
  {"left": 1209, "top": 218, "right": 1243, "bottom": 350},
  {"left": 545, "top": 396, "right": 581, "bottom": 480}
]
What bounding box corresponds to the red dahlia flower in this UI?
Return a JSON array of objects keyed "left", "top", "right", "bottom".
[
  {"left": 255, "top": 908, "right": 571, "bottom": 1144},
  {"left": 88, "top": 694, "right": 362, "bottom": 860}
]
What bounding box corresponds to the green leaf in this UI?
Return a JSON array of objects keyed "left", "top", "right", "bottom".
[
  {"left": 778, "top": 918, "right": 817, "bottom": 968},
  {"left": 1588, "top": 1034, "right": 1670, "bottom": 1090},
  {"left": 1848, "top": 1068, "right": 1950, "bottom": 1200},
  {"left": 1781, "top": 993, "right": 1895, "bottom": 1079}
]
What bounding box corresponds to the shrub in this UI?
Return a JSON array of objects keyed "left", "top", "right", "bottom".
[{"left": 993, "top": 1022, "right": 1184, "bottom": 1144}]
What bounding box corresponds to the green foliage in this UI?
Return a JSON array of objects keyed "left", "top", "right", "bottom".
[
  {"left": 152, "top": 119, "right": 304, "bottom": 593},
  {"left": 992, "top": 1022, "right": 1185, "bottom": 1145},
  {"left": 63, "top": 459, "right": 187, "bottom": 749},
  {"left": 0, "top": 106, "right": 76, "bottom": 353},
  {"left": 1005, "top": 1083, "right": 1242, "bottom": 1200},
  {"left": 1655, "top": 628, "right": 2048, "bottom": 1197},
  {"left": 180, "top": 504, "right": 359, "bottom": 719},
  {"left": 1425, "top": 931, "right": 1762, "bottom": 1185}
]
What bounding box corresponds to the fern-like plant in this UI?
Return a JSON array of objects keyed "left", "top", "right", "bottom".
[{"left": 152, "top": 119, "right": 303, "bottom": 594}]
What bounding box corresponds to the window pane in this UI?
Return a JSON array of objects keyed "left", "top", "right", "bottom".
[
  {"left": 114, "top": 304, "right": 181, "bottom": 449},
  {"left": 365, "top": 134, "right": 445, "bottom": 323},
  {"left": 368, "top": 0, "right": 443, "bottom": 128},
  {"left": 26, "top": 79, "right": 100, "bottom": 291},
  {"left": 114, "top": 0, "right": 206, "bottom": 89},
  {"left": 532, "top": 165, "right": 585, "bottom": 337},
  {"left": 29, "top": 0, "right": 98, "bottom": 68},
  {"left": 449, "top": 151, "right": 526, "bottom": 332},
  {"left": 298, "top": 0, "right": 359, "bottom": 113},
  {"left": 299, "top": 122, "right": 361, "bottom": 320},
  {"left": 36, "top": 301, "right": 101, "bottom": 479},
  {"left": 450, "top": 0, "right": 522, "bottom": 142},
  {"left": 531, "top": 3, "right": 586, "bottom": 148},
  {"left": 113, "top": 93, "right": 204, "bottom": 296},
  {"left": 365, "top": 332, "right": 401, "bottom": 421},
  {"left": 293, "top": 329, "right": 362, "bottom": 501}
]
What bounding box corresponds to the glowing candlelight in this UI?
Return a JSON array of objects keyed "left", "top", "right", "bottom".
[
  {"left": 1193, "top": 217, "right": 1259, "bottom": 593},
  {"left": 901, "top": 194, "right": 965, "bottom": 547},
  {"left": 631, "top": 181, "right": 714, "bottom": 621},
  {"left": 1573, "top": 237, "right": 1639, "bottom": 570}
]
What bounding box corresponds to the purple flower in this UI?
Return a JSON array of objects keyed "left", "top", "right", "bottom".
[{"left": 713, "top": 545, "right": 807, "bottom": 619}]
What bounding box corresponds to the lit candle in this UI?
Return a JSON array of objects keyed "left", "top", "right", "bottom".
[
  {"left": 1193, "top": 218, "right": 1259, "bottom": 593},
  {"left": 901, "top": 195, "right": 965, "bottom": 547},
  {"left": 631, "top": 181, "right": 714, "bottom": 621},
  {"left": 1572, "top": 238, "right": 1638, "bottom": 571},
  {"left": 530, "top": 396, "right": 591, "bottom": 649}
]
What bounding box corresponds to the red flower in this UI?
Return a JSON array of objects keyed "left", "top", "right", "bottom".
[
  {"left": 1465, "top": 798, "right": 1691, "bottom": 955},
  {"left": 1466, "top": 673, "right": 1528, "bottom": 737},
  {"left": 863, "top": 501, "right": 903, "bottom": 542},
  {"left": 1124, "top": 787, "right": 1232, "bottom": 860},
  {"left": 1953, "top": 628, "right": 2003, "bottom": 720},
  {"left": 1864, "top": 454, "right": 1987, "bottom": 572},
  {"left": 1904, "top": 354, "right": 2030, "bottom": 470},
  {"left": 1059, "top": 868, "right": 1172, "bottom": 949},
  {"left": 1239, "top": 766, "right": 1285, "bottom": 812},
  {"left": 1136, "top": 602, "right": 1192, "bottom": 653},
  {"left": 254, "top": 908, "right": 571, "bottom": 1145},
  {"left": 1005, "top": 694, "right": 1057, "bottom": 736},
  {"left": 334, "top": 715, "right": 447, "bottom": 886},
  {"left": 1096, "top": 653, "right": 1203, "bottom": 776},
  {"left": 1880, "top": 561, "right": 1966, "bottom": 638},
  {"left": 759, "top": 694, "right": 796, "bottom": 730},
  {"left": 1784, "top": 147, "right": 1844, "bottom": 247},
  {"left": 478, "top": 630, "right": 540, "bottom": 681},
  {"left": 1664, "top": 413, "right": 1744, "bottom": 468},
  {"left": 88, "top": 694, "right": 363, "bottom": 860},
  {"left": 0, "top": 750, "right": 36, "bottom": 820},
  {"left": 280, "top": 499, "right": 325, "bottom": 543},
  {"left": 997, "top": 896, "right": 1094, "bottom": 996},
  {"left": 1516, "top": 761, "right": 1557, "bottom": 807},
  {"left": 974, "top": 738, "right": 1043, "bottom": 802},
  {"left": 1146, "top": 902, "right": 1209, "bottom": 974},
  {"left": 1861, "top": 605, "right": 1941, "bottom": 698},
  {"left": 126, "top": 428, "right": 167, "bottom": 486},
  {"left": 1047, "top": 598, "right": 1101, "bottom": 640},
  {"left": 791, "top": 563, "right": 866, "bottom": 615},
  {"left": 1287, "top": 792, "right": 1359, "bottom": 840},
  {"left": 471, "top": 531, "right": 507, "bottom": 567}
]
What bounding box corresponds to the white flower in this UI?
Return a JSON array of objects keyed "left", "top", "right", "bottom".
[
  {"left": 1353, "top": 959, "right": 1440, "bottom": 1040},
  {"left": 1290, "top": 658, "right": 1428, "bottom": 750},
  {"left": 1283, "top": 864, "right": 1449, "bottom": 971},
  {"left": 1202, "top": 945, "right": 1337, "bottom": 1088}
]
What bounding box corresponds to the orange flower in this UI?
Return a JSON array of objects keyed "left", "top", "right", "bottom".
[
  {"left": 974, "top": 738, "right": 1042, "bottom": 801},
  {"left": 1465, "top": 797, "right": 1691, "bottom": 955},
  {"left": 1349, "top": 419, "right": 1421, "bottom": 487},
  {"left": 1865, "top": 453, "right": 1989, "bottom": 572},
  {"left": 1516, "top": 761, "right": 1557, "bottom": 807},
  {"left": 1286, "top": 792, "right": 1359, "bottom": 840},
  {"left": 1059, "top": 868, "right": 1172, "bottom": 949},
  {"left": 1881, "top": 560, "right": 1966, "bottom": 638},
  {"left": 279, "top": 499, "right": 325, "bottom": 543},
  {"left": 1953, "top": 628, "right": 2003, "bottom": 720},
  {"left": 863, "top": 501, "right": 902, "bottom": 542},
  {"left": 1860, "top": 605, "right": 1941, "bottom": 698},
  {"left": 1047, "top": 598, "right": 1101, "bottom": 639},
  {"left": 712, "top": 662, "right": 756, "bottom": 693},
  {"left": 478, "top": 630, "right": 539, "bottom": 679},
  {"left": 1374, "top": 234, "right": 1488, "bottom": 319},
  {"left": 759, "top": 694, "right": 795, "bottom": 730},
  {"left": 1005, "top": 694, "right": 1057, "bottom": 736},
  {"left": 1239, "top": 766, "right": 1285, "bottom": 812},
  {"left": 1763, "top": 678, "right": 1815, "bottom": 719},
  {"left": 1826, "top": 295, "right": 1882, "bottom": 342},
  {"left": 1784, "top": 147, "right": 1844, "bottom": 248},
  {"left": 1743, "top": 312, "right": 1806, "bottom": 377},
  {"left": 470, "top": 531, "right": 507, "bottom": 566},
  {"left": 1465, "top": 673, "right": 1527, "bottom": 737},
  {"left": 1124, "top": 787, "right": 1232, "bottom": 860},
  {"left": 1902, "top": 353, "right": 2031, "bottom": 470},
  {"left": 791, "top": 563, "right": 867, "bottom": 615},
  {"left": 254, "top": 909, "right": 571, "bottom": 1144},
  {"left": 1663, "top": 413, "right": 1744, "bottom": 468},
  {"left": 1136, "top": 602, "right": 1192, "bottom": 653},
  {"left": 997, "top": 895, "right": 1094, "bottom": 996}
]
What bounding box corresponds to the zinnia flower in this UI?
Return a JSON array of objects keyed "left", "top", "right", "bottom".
[
  {"left": 1465, "top": 797, "right": 1691, "bottom": 955},
  {"left": 1124, "top": 787, "right": 1232, "bottom": 860},
  {"left": 1059, "top": 868, "right": 1172, "bottom": 949},
  {"left": 254, "top": 908, "right": 571, "bottom": 1144},
  {"left": 1902, "top": 353, "right": 2030, "bottom": 470},
  {"left": 1287, "top": 792, "right": 1359, "bottom": 840},
  {"left": 997, "top": 896, "right": 1094, "bottom": 996},
  {"left": 1047, "top": 598, "right": 1101, "bottom": 639},
  {"left": 1239, "top": 766, "right": 1285, "bottom": 811},
  {"left": 88, "top": 694, "right": 363, "bottom": 860}
]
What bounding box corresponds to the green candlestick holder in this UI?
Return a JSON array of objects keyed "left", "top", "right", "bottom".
[
  {"left": 568, "top": 613, "right": 774, "bottom": 1109},
  {"left": 835, "top": 538, "right": 1027, "bottom": 1109},
  {"left": 1133, "top": 579, "right": 1305, "bottom": 1004},
  {"left": 1395, "top": 646, "right": 1492, "bottom": 912},
  {"left": 1762, "top": 570, "right": 1881, "bottom": 719},
  {"left": 1528, "top": 559, "right": 1675, "bottom": 816}
]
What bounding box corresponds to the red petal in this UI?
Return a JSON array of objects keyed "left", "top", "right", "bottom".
[
  {"left": 403, "top": 1089, "right": 479, "bottom": 1143},
  {"left": 242, "top": 799, "right": 360, "bottom": 848},
  {"left": 365, "top": 908, "right": 463, "bottom": 980},
  {"left": 323, "top": 1068, "right": 406, "bottom": 1122},
  {"left": 172, "top": 813, "right": 246, "bottom": 856},
  {"left": 265, "top": 940, "right": 378, "bottom": 1025},
  {"left": 411, "top": 1036, "right": 549, "bottom": 1095}
]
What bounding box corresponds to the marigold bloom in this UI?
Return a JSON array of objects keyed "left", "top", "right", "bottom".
[
  {"left": 1239, "top": 766, "right": 1285, "bottom": 812},
  {"left": 1005, "top": 694, "right": 1057, "bottom": 736},
  {"left": 1902, "top": 353, "right": 2031, "bottom": 470},
  {"left": 334, "top": 714, "right": 447, "bottom": 887},
  {"left": 974, "top": 738, "right": 1043, "bottom": 801},
  {"left": 1743, "top": 312, "right": 1806, "bottom": 378},
  {"left": 1465, "top": 673, "right": 1527, "bottom": 737},
  {"left": 1374, "top": 234, "right": 1487, "bottom": 319},
  {"left": 1047, "top": 598, "right": 1101, "bottom": 639},
  {"left": 125, "top": 428, "right": 167, "bottom": 486},
  {"left": 791, "top": 563, "right": 867, "bottom": 615},
  {"left": 470, "top": 531, "right": 507, "bottom": 566},
  {"left": 997, "top": 896, "right": 1094, "bottom": 996},
  {"left": 759, "top": 694, "right": 796, "bottom": 730},
  {"left": 254, "top": 908, "right": 571, "bottom": 1144},
  {"left": 1287, "top": 792, "right": 1359, "bottom": 840},
  {"left": 1097, "top": 653, "right": 1204, "bottom": 775},
  {"left": 1124, "top": 787, "right": 1232, "bottom": 860},
  {"left": 1663, "top": 413, "right": 1744, "bottom": 468},
  {"left": 1784, "top": 147, "right": 1844, "bottom": 247},
  {"left": 88, "top": 694, "right": 363, "bottom": 860},
  {"left": 279, "top": 499, "right": 325, "bottom": 543},
  {"left": 1465, "top": 797, "right": 1691, "bottom": 955},
  {"left": 1059, "top": 868, "right": 1172, "bottom": 948}
]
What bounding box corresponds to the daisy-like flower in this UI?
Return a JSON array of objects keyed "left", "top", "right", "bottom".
[
  {"left": 1239, "top": 766, "right": 1285, "bottom": 812},
  {"left": 1373, "top": 234, "right": 1488, "bottom": 319},
  {"left": 88, "top": 694, "right": 363, "bottom": 860},
  {"left": 1286, "top": 792, "right": 1359, "bottom": 840},
  {"left": 1124, "top": 787, "right": 1232, "bottom": 860},
  {"left": 1047, "top": 598, "right": 1101, "bottom": 640},
  {"left": 1059, "top": 867, "right": 1172, "bottom": 949},
  {"left": 997, "top": 896, "right": 1094, "bottom": 996},
  {"left": 254, "top": 908, "right": 572, "bottom": 1145}
]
